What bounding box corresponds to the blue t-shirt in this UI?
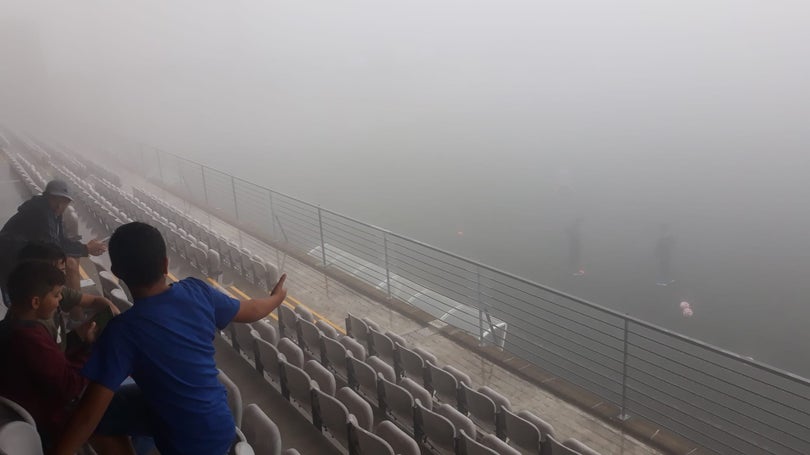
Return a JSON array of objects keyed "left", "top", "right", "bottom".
[{"left": 82, "top": 278, "right": 240, "bottom": 455}]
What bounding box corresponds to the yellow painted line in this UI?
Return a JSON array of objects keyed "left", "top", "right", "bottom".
[
  {"left": 206, "top": 277, "right": 235, "bottom": 298},
  {"left": 228, "top": 284, "right": 279, "bottom": 321},
  {"left": 167, "top": 272, "right": 179, "bottom": 282},
  {"left": 78, "top": 265, "right": 89, "bottom": 280},
  {"left": 228, "top": 286, "right": 250, "bottom": 300},
  {"left": 286, "top": 295, "right": 346, "bottom": 335}
]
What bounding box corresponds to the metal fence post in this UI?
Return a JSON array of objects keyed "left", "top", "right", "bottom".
[
  {"left": 268, "top": 190, "right": 277, "bottom": 241},
  {"left": 383, "top": 232, "right": 392, "bottom": 299},
  {"left": 200, "top": 165, "right": 212, "bottom": 228},
  {"left": 317, "top": 207, "right": 327, "bottom": 267},
  {"left": 230, "top": 176, "right": 240, "bottom": 222},
  {"left": 619, "top": 317, "right": 631, "bottom": 421},
  {"left": 155, "top": 149, "right": 165, "bottom": 184},
  {"left": 477, "top": 266, "right": 485, "bottom": 346}
]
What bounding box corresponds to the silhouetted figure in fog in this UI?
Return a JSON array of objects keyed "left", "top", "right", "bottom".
[
  {"left": 655, "top": 224, "right": 676, "bottom": 285},
  {"left": 566, "top": 218, "right": 584, "bottom": 276}
]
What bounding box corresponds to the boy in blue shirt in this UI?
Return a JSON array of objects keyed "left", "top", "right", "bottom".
[{"left": 53, "top": 222, "right": 287, "bottom": 455}]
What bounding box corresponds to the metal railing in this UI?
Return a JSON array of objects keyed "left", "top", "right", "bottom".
[{"left": 116, "top": 141, "right": 810, "bottom": 454}]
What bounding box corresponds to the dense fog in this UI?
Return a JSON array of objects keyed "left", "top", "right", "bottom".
[{"left": 2, "top": 0, "right": 809, "bottom": 374}]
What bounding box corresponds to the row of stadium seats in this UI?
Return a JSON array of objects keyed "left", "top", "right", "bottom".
[{"left": 224, "top": 307, "right": 601, "bottom": 455}]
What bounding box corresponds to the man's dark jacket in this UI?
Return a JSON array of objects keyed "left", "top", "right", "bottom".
[{"left": 0, "top": 196, "right": 87, "bottom": 286}]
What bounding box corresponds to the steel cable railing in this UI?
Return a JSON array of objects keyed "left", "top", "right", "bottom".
[{"left": 114, "top": 143, "right": 810, "bottom": 454}]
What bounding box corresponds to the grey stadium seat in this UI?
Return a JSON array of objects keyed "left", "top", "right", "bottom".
[
  {"left": 253, "top": 320, "right": 279, "bottom": 346},
  {"left": 322, "top": 337, "right": 350, "bottom": 380},
  {"left": 336, "top": 387, "right": 373, "bottom": 432},
  {"left": 366, "top": 356, "right": 396, "bottom": 382},
  {"left": 0, "top": 421, "right": 43, "bottom": 455},
  {"left": 98, "top": 271, "right": 123, "bottom": 300},
  {"left": 400, "top": 377, "right": 432, "bottom": 411},
  {"left": 397, "top": 343, "right": 428, "bottom": 384},
  {"left": 460, "top": 430, "right": 498, "bottom": 455},
  {"left": 375, "top": 421, "right": 420, "bottom": 455},
  {"left": 427, "top": 362, "right": 459, "bottom": 406},
  {"left": 339, "top": 336, "right": 366, "bottom": 361},
  {"left": 282, "top": 360, "right": 317, "bottom": 418},
  {"left": 461, "top": 382, "right": 497, "bottom": 434},
  {"left": 545, "top": 435, "right": 583, "bottom": 455},
  {"left": 369, "top": 327, "right": 396, "bottom": 368},
  {"left": 516, "top": 409, "right": 556, "bottom": 441},
  {"left": 563, "top": 439, "right": 601, "bottom": 455},
  {"left": 348, "top": 357, "right": 379, "bottom": 405},
  {"left": 380, "top": 376, "right": 415, "bottom": 427},
  {"left": 233, "top": 323, "right": 256, "bottom": 360},
  {"left": 298, "top": 319, "right": 324, "bottom": 362},
  {"left": 254, "top": 334, "right": 284, "bottom": 389},
  {"left": 313, "top": 389, "right": 353, "bottom": 451},
  {"left": 346, "top": 313, "right": 372, "bottom": 350},
  {"left": 278, "top": 337, "right": 304, "bottom": 369},
  {"left": 304, "top": 360, "right": 336, "bottom": 396},
  {"left": 354, "top": 424, "right": 395, "bottom": 455},
  {"left": 315, "top": 320, "right": 339, "bottom": 340},
  {"left": 502, "top": 407, "right": 541, "bottom": 454},
  {"left": 415, "top": 401, "right": 456, "bottom": 455},
  {"left": 218, "top": 369, "right": 243, "bottom": 428},
  {"left": 278, "top": 305, "right": 299, "bottom": 341},
  {"left": 436, "top": 403, "right": 476, "bottom": 442},
  {"left": 109, "top": 288, "right": 132, "bottom": 313},
  {"left": 482, "top": 433, "right": 521, "bottom": 455},
  {"left": 241, "top": 404, "right": 281, "bottom": 455}
]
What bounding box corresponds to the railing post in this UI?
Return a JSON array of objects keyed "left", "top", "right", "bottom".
[
  {"left": 230, "top": 176, "right": 240, "bottom": 222},
  {"left": 383, "top": 232, "right": 392, "bottom": 299},
  {"left": 155, "top": 149, "right": 165, "bottom": 184},
  {"left": 317, "top": 207, "right": 327, "bottom": 267},
  {"left": 268, "top": 190, "right": 277, "bottom": 241},
  {"left": 200, "top": 165, "right": 212, "bottom": 228},
  {"left": 619, "top": 317, "right": 631, "bottom": 421},
  {"left": 477, "top": 266, "right": 485, "bottom": 346}
]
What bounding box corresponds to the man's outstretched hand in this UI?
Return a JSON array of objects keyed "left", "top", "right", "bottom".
[{"left": 86, "top": 239, "right": 107, "bottom": 256}]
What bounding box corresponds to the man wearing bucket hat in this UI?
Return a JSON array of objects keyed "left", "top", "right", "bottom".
[{"left": 1, "top": 180, "right": 106, "bottom": 298}]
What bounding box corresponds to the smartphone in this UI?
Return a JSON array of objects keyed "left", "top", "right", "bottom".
[{"left": 91, "top": 306, "right": 115, "bottom": 333}]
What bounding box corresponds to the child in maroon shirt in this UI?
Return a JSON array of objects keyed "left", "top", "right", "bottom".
[{"left": 0, "top": 261, "right": 95, "bottom": 444}]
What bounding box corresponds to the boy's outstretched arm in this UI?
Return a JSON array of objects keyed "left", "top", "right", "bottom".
[
  {"left": 232, "top": 274, "right": 287, "bottom": 323},
  {"left": 50, "top": 382, "right": 115, "bottom": 455}
]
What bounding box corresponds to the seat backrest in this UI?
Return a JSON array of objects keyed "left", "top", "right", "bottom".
[
  {"left": 253, "top": 320, "right": 279, "bottom": 346},
  {"left": 563, "top": 439, "right": 601, "bottom": 455},
  {"left": 436, "top": 403, "right": 475, "bottom": 440},
  {"left": 242, "top": 404, "right": 282, "bottom": 455},
  {"left": 313, "top": 389, "right": 352, "bottom": 450},
  {"left": 98, "top": 271, "right": 122, "bottom": 300},
  {"left": 516, "top": 410, "right": 556, "bottom": 440},
  {"left": 278, "top": 337, "right": 304, "bottom": 369},
  {"left": 460, "top": 429, "right": 498, "bottom": 455},
  {"left": 281, "top": 450, "right": 300, "bottom": 455},
  {"left": 315, "top": 320, "right": 338, "bottom": 340},
  {"left": 369, "top": 327, "right": 395, "bottom": 365},
  {"left": 346, "top": 313, "right": 370, "bottom": 347},
  {"left": 366, "top": 356, "right": 396, "bottom": 382},
  {"left": 399, "top": 377, "right": 432, "bottom": 411},
  {"left": 0, "top": 397, "right": 35, "bottom": 426},
  {"left": 443, "top": 365, "right": 472, "bottom": 387},
  {"left": 502, "top": 407, "right": 541, "bottom": 454},
  {"left": 218, "top": 369, "right": 243, "bottom": 428},
  {"left": 0, "top": 421, "right": 44, "bottom": 455},
  {"left": 482, "top": 433, "right": 521, "bottom": 455},
  {"left": 254, "top": 335, "right": 283, "bottom": 384},
  {"left": 396, "top": 343, "right": 426, "bottom": 384},
  {"left": 375, "top": 421, "right": 420, "bottom": 455},
  {"left": 461, "top": 382, "right": 497, "bottom": 433},
  {"left": 380, "top": 376, "right": 414, "bottom": 427},
  {"left": 339, "top": 336, "right": 367, "bottom": 361},
  {"left": 354, "top": 424, "right": 395, "bottom": 455},
  {"left": 283, "top": 361, "right": 316, "bottom": 413},
  {"left": 427, "top": 363, "right": 458, "bottom": 405},
  {"left": 298, "top": 319, "right": 323, "bottom": 359},
  {"left": 233, "top": 323, "right": 256, "bottom": 358},
  {"left": 305, "top": 360, "right": 336, "bottom": 396},
  {"left": 109, "top": 288, "right": 132, "bottom": 313},
  {"left": 347, "top": 357, "right": 378, "bottom": 403},
  {"left": 336, "top": 387, "right": 374, "bottom": 432},
  {"left": 278, "top": 305, "right": 299, "bottom": 339},
  {"left": 546, "top": 435, "right": 582, "bottom": 455},
  {"left": 322, "top": 336, "right": 350, "bottom": 379},
  {"left": 479, "top": 386, "right": 511, "bottom": 411},
  {"left": 294, "top": 305, "right": 314, "bottom": 323},
  {"left": 416, "top": 401, "right": 456, "bottom": 455}
]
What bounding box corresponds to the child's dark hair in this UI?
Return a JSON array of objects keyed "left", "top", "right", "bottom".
[
  {"left": 7, "top": 261, "right": 66, "bottom": 306},
  {"left": 109, "top": 222, "right": 166, "bottom": 288},
  {"left": 16, "top": 241, "right": 67, "bottom": 264}
]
